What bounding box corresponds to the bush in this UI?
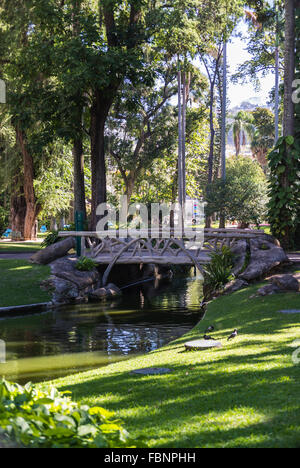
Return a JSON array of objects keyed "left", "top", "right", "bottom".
[
  {"left": 0, "top": 380, "right": 142, "bottom": 448},
  {"left": 76, "top": 256, "right": 97, "bottom": 271},
  {"left": 206, "top": 156, "right": 268, "bottom": 227},
  {"left": 41, "top": 230, "right": 60, "bottom": 248},
  {"left": 203, "top": 246, "right": 234, "bottom": 295}
]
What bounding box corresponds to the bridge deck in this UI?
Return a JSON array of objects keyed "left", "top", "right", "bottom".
[
  {"left": 83, "top": 252, "right": 210, "bottom": 265},
  {"left": 58, "top": 229, "right": 271, "bottom": 285}
]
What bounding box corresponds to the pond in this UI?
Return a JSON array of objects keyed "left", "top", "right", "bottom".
[{"left": 0, "top": 275, "right": 203, "bottom": 385}]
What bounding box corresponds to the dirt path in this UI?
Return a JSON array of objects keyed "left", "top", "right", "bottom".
[{"left": 0, "top": 253, "right": 34, "bottom": 260}]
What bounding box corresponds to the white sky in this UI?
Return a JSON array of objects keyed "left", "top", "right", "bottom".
[{"left": 227, "top": 21, "right": 275, "bottom": 108}]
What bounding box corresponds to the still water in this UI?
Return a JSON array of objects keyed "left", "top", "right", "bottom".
[{"left": 0, "top": 275, "right": 203, "bottom": 384}]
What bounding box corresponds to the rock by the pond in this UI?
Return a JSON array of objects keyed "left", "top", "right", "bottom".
[
  {"left": 239, "top": 238, "right": 288, "bottom": 282},
  {"left": 255, "top": 283, "right": 281, "bottom": 297},
  {"left": 223, "top": 279, "right": 249, "bottom": 294},
  {"left": 42, "top": 256, "right": 101, "bottom": 304},
  {"left": 270, "top": 274, "right": 300, "bottom": 292},
  {"left": 89, "top": 288, "right": 109, "bottom": 301},
  {"left": 131, "top": 367, "right": 173, "bottom": 376},
  {"left": 184, "top": 339, "right": 222, "bottom": 351},
  {"left": 231, "top": 240, "right": 248, "bottom": 276},
  {"left": 88, "top": 283, "right": 122, "bottom": 301},
  {"left": 253, "top": 273, "right": 300, "bottom": 297},
  {"left": 106, "top": 283, "right": 122, "bottom": 297},
  {"left": 30, "top": 237, "right": 75, "bottom": 265}
]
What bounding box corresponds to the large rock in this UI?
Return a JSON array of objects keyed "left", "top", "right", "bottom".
[
  {"left": 270, "top": 274, "right": 300, "bottom": 292},
  {"left": 30, "top": 237, "right": 75, "bottom": 265},
  {"left": 231, "top": 239, "right": 248, "bottom": 276},
  {"left": 223, "top": 279, "right": 249, "bottom": 294},
  {"left": 239, "top": 238, "right": 288, "bottom": 282},
  {"left": 253, "top": 274, "right": 299, "bottom": 297},
  {"left": 89, "top": 288, "right": 109, "bottom": 301},
  {"left": 89, "top": 283, "right": 122, "bottom": 301},
  {"left": 106, "top": 283, "right": 122, "bottom": 297},
  {"left": 255, "top": 283, "right": 281, "bottom": 297},
  {"left": 42, "top": 256, "right": 101, "bottom": 304}
]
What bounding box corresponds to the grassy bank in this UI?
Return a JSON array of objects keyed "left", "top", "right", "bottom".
[
  {"left": 46, "top": 281, "right": 300, "bottom": 448},
  {"left": 0, "top": 241, "right": 42, "bottom": 253},
  {"left": 0, "top": 260, "right": 51, "bottom": 307}
]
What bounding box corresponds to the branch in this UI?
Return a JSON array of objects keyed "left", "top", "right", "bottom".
[
  {"left": 110, "top": 149, "right": 128, "bottom": 183},
  {"left": 103, "top": 7, "right": 118, "bottom": 47}
]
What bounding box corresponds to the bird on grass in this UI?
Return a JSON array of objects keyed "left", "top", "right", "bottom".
[
  {"left": 203, "top": 335, "right": 216, "bottom": 341},
  {"left": 205, "top": 325, "right": 214, "bottom": 333},
  {"left": 227, "top": 329, "right": 238, "bottom": 341}
]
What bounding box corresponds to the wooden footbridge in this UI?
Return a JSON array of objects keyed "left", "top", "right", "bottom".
[{"left": 59, "top": 228, "right": 268, "bottom": 286}]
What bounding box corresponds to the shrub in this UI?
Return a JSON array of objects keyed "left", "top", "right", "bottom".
[
  {"left": 203, "top": 246, "right": 234, "bottom": 295},
  {"left": 41, "top": 230, "right": 61, "bottom": 248},
  {"left": 76, "top": 256, "right": 97, "bottom": 271},
  {"left": 0, "top": 380, "right": 142, "bottom": 448},
  {"left": 206, "top": 156, "right": 268, "bottom": 227}
]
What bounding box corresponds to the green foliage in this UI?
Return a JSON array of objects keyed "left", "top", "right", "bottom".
[
  {"left": 76, "top": 257, "right": 97, "bottom": 272},
  {"left": 203, "top": 245, "right": 234, "bottom": 294},
  {"left": 206, "top": 156, "right": 268, "bottom": 226},
  {"left": 0, "top": 206, "right": 9, "bottom": 236},
  {"left": 0, "top": 379, "right": 140, "bottom": 448},
  {"left": 267, "top": 136, "right": 300, "bottom": 248},
  {"left": 228, "top": 110, "right": 255, "bottom": 157},
  {"left": 41, "top": 230, "right": 60, "bottom": 248},
  {"left": 250, "top": 107, "right": 275, "bottom": 167},
  {"left": 232, "top": 1, "right": 284, "bottom": 88}
]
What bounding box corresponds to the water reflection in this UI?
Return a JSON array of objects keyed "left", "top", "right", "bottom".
[{"left": 0, "top": 275, "right": 203, "bottom": 384}]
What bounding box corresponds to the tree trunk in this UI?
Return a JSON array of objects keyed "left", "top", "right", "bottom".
[
  {"left": 283, "top": 0, "right": 295, "bottom": 137},
  {"left": 90, "top": 89, "right": 119, "bottom": 230},
  {"left": 205, "top": 81, "right": 216, "bottom": 229},
  {"left": 10, "top": 179, "right": 26, "bottom": 240},
  {"left": 73, "top": 138, "right": 86, "bottom": 220},
  {"left": 281, "top": 0, "right": 296, "bottom": 249},
  {"left": 72, "top": 2, "right": 86, "bottom": 223},
  {"left": 219, "top": 40, "right": 227, "bottom": 230},
  {"left": 15, "top": 127, "right": 40, "bottom": 240},
  {"left": 125, "top": 177, "right": 135, "bottom": 205},
  {"left": 275, "top": 4, "right": 280, "bottom": 142}
]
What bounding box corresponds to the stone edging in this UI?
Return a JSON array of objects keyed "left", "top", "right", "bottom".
[{"left": 0, "top": 302, "right": 57, "bottom": 318}]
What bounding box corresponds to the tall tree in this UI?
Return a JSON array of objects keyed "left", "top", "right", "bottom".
[{"left": 283, "top": 0, "right": 295, "bottom": 136}]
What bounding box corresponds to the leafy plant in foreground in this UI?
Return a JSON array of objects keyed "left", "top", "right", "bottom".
[
  {"left": 76, "top": 257, "right": 98, "bottom": 272},
  {"left": 203, "top": 246, "right": 234, "bottom": 295},
  {"left": 41, "top": 230, "right": 60, "bottom": 248},
  {"left": 0, "top": 380, "right": 142, "bottom": 448}
]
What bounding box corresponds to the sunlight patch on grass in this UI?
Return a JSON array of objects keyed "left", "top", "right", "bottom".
[
  {"left": 0, "top": 260, "right": 51, "bottom": 307},
  {"left": 43, "top": 281, "right": 300, "bottom": 448}
]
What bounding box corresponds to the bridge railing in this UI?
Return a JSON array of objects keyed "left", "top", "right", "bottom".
[
  {"left": 58, "top": 228, "right": 272, "bottom": 258},
  {"left": 58, "top": 228, "right": 268, "bottom": 240}
]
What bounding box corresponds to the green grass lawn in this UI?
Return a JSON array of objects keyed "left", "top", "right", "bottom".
[
  {"left": 0, "top": 241, "right": 42, "bottom": 253},
  {"left": 47, "top": 282, "right": 300, "bottom": 448},
  {"left": 0, "top": 260, "right": 51, "bottom": 307}
]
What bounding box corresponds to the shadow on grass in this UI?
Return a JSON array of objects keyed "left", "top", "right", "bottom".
[
  {"left": 52, "top": 285, "right": 300, "bottom": 448},
  {"left": 56, "top": 336, "right": 300, "bottom": 447}
]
